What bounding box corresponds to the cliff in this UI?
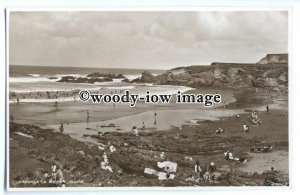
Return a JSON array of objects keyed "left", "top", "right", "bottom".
[
  {"left": 132, "top": 54, "right": 288, "bottom": 91},
  {"left": 257, "top": 54, "right": 288, "bottom": 64}
]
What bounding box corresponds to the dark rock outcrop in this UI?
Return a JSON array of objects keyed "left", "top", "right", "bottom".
[
  {"left": 87, "top": 72, "right": 125, "bottom": 79},
  {"left": 57, "top": 72, "right": 125, "bottom": 84},
  {"left": 129, "top": 54, "right": 288, "bottom": 91}
]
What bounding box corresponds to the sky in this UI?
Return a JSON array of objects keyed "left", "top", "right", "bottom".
[{"left": 9, "top": 11, "right": 288, "bottom": 69}]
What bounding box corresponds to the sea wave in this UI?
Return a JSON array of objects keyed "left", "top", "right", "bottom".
[
  {"left": 10, "top": 74, "right": 139, "bottom": 84},
  {"left": 9, "top": 77, "right": 60, "bottom": 83},
  {"left": 123, "top": 74, "right": 140, "bottom": 81},
  {"left": 9, "top": 96, "right": 77, "bottom": 103},
  {"left": 9, "top": 85, "right": 193, "bottom": 104}
]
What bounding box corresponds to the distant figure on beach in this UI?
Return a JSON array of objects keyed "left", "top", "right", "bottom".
[
  {"left": 59, "top": 123, "right": 64, "bottom": 133},
  {"left": 53, "top": 101, "right": 58, "bottom": 111},
  {"left": 10, "top": 113, "right": 14, "bottom": 123},
  {"left": 142, "top": 121, "right": 145, "bottom": 129},
  {"left": 266, "top": 105, "right": 269, "bottom": 112},
  {"left": 154, "top": 110, "right": 157, "bottom": 125},
  {"left": 86, "top": 110, "right": 90, "bottom": 124},
  {"left": 74, "top": 96, "right": 76, "bottom": 103},
  {"left": 17, "top": 98, "right": 19, "bottom": 104}
]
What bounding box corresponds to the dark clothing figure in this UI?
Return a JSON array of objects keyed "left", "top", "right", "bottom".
[
  {"left": 208, "top": 165, "right": 216, "bottom": 173},
  {"left": 86, "top": 110, "right": 90, "bottom": 124},
  {"left": 59, "top": 123, "right": 64, "bottom": 133},
  {"left": 10, "top": 113, "right": 14, "bottom": 123},
  {"left": 266, "top": 105, "right": 269, "bottom": 112},
  {"left": 154, "top": 111, "right": 157, "bottom": 125},
  {"left": 195, "top": 161, "right": 204, "bottom": 181},
  {"left": 53, "top": 101, "right": 58, "bottom": 111}
]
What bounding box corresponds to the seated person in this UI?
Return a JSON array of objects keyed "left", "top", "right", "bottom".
[{"left": 243, "top": 124, "right": 249, "bottom": 132}]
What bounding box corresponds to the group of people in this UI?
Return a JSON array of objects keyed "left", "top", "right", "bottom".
[
  {"left": 215, "top": 127, "right": 225, "bottom": 134},
  {"left": 194, "top": 161, "right": 217, "bottom": 182},
  {"left": 42, "top": 164, "right": 65, "bottom": 187},
  {"left": 130, "top": 110, "right": 158, "bottom": 136},
  {"left": 251, "top": 108, "right": 262, "bottom": 126},
  {"left": 242, "top": 106, "right": 268, "bottom": 133},
  {"left": 224, "top": 151, "right": 247, "bottom": 163}
]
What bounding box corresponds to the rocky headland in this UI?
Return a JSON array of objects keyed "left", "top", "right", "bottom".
[{"left": 131, "top": 53, "right": 288, "bottom": 91}]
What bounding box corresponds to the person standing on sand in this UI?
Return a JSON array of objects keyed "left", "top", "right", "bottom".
[
  {"left": 86, "top": 110, "right": 90, "bottom": 124},
  {"left": 10, "top": 113, "right": 14, "bottom": 123},
  {"left": 59, "top": 123, "right": 64, "bottom": 133},
  {"left": 266, "top": 105, "right": 269, "bottom": 112},
  {"left": 154, "top": 110, "right": 157, "bottom": 125},
  {"left": 53, "top": 101, "right": 58, "bottom": 111},
  {"left": 194, "top": 160, "right": 203, "bottom": 181}
]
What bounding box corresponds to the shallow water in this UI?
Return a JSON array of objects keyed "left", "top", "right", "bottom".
[{"left": 45, "top": 108, "right": 245, "bottom": 144}]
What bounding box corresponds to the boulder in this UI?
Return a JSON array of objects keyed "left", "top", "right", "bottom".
[
  {"left": 140, "top": 71, "right": 155, "bottom": 83},
  {"left": 86, "top": 72, "right": 125, "bottom": 79}
]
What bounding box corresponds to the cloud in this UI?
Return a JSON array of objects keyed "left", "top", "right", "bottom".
[{"left": 9, "top": 11, "right": 288, "bottom": 69}]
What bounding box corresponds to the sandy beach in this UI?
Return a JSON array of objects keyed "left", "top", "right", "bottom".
[{"left": 9, "top": 87, "right": 289, "bottom": 187}]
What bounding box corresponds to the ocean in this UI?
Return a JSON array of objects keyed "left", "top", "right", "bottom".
[{"left": 9, "top": 65, "right": 192, "bottom": 103}]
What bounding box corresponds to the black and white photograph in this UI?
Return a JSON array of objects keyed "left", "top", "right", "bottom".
[{"left": 7, "top": 10, "right": 289, "bottom": 189}]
